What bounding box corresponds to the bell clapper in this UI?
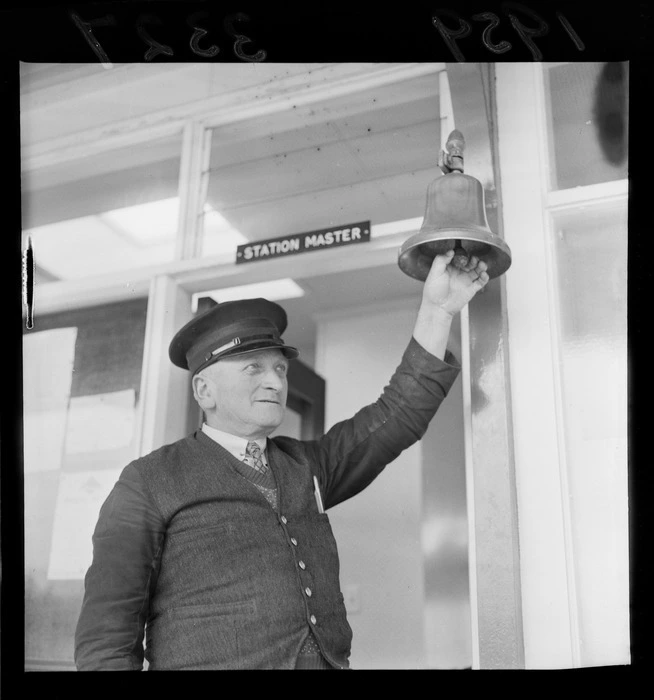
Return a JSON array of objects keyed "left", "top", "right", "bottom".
[{"left": 450, "top": 240, "right": 470, "bottom": 270}]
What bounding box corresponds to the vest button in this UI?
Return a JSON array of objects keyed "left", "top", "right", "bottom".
[
  {"left": 310, "top": 615, "right": 317, "bottom": 625},
  {"left": 280, "top": 515, "right": 288, "bottom": 524},
  {"left": 291, "top": 537, "right": 298, "bottom": 546},
  {"left": 299, "top": 560, "right": 306, "bottom": 569},
  {"left": 305, "top": 587, "right": 312, "bottom": 597}
]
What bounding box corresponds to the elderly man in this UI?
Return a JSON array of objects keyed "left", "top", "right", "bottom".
[{"left": 74, "top": 251, "right": 489, "bottom": 670}]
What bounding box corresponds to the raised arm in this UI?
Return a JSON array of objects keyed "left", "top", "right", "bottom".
[{"left": 305, "top": 252, "right": 489, "bottom": 508}]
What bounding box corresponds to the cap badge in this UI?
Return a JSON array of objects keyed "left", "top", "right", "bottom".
[{"left": 206, "top": 337, "right": 241, "bottom": 361}]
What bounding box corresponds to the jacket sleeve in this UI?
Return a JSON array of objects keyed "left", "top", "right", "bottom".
[
  {"left": 306, "top": 337, "right": 461, "bottom": 509},
  {"left": 74, "top": 462, "right": 166, "bottom": 671}
]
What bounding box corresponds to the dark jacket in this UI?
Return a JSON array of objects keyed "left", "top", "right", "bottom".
[{"left": 74, "top": 338, "right": 460, "bottom": 670}]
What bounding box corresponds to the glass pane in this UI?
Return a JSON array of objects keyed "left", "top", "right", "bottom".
[
  {"left": 23, "top": 298, "right": 148, "bottom": 669},
  {"left": 22, "top": 134, "right": 182, "bottom": 282},
  {"left": 200, "top": 68, "right": 442, "bottom": 259},
  {"left": 551, "top": 203, "right": 629, "bottom": 666},
  {"left": 546, "top": 62, "right": 628, "bottom": 191}
]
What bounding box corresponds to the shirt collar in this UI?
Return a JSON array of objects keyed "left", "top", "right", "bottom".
[{"left": 201, "top": 423, "right": 267, "bottom": 459}]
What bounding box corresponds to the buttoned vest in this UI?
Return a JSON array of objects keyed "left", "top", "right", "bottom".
[{"left": 137, "top": 430, "right": 352, "bottom": 670}]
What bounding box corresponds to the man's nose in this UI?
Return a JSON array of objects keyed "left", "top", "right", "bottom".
[{"left": 262, "top": 368, "right": 285, "bottom": 391}]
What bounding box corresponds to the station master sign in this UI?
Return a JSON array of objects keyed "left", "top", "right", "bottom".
[{"left": 236, "top": 221, "right": 371, "bottom": 264}]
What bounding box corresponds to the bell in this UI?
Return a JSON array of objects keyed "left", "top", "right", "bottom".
[{"left": 398, "top": 130, "right": 512, "bottom": 281}]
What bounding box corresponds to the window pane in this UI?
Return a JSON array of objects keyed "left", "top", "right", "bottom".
[
  {"left": 200, "top": 69, "right": 442, "bottom": 259},
  {"left": 546, "top": 62, "right": 628, "bottom": 190},
  {"left": 23, "top": 298, "right": 149, "bottom": 668},
  {"left": 22, "top": 134, "right": 182, "bottom": 282},
  {"left": 551, "top": 203, "right": 629, "bottom": 666}
]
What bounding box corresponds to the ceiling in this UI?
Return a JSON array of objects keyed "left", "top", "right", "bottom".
[{"left": 205, "top": 72, "right": 442, "bottom": 244}]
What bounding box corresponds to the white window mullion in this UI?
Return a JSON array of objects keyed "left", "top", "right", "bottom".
[
  {"left": 176, "top": 121, "right": 212, "bottom": 260},
  {"left": 496, "top": 61, "right": 579, "bottom": 669},
  {"left": 541, "top": 204, "right": 583, "bottom": 668},
  {"left": 136, "top": 275, "right": 194, "bottom": 456},
  {"left": 546, "top": 180, "right": 628, "bottom": 213}
]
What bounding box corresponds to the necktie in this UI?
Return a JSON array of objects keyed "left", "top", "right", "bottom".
[{"left": 244, "top": 441, "right": 267, "bottom": 473}]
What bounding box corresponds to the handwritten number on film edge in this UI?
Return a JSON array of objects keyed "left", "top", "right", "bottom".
[
  {"left": 472, "top": 12, "right": 512, "bottom": 54},
  {"left": 187, "top": 11, "right": 220, "bottom": 58},
  {"left": 70, "top": 12, "right": 116, "bottom": 65},
  {"left": 556, "top": 11, "right": 585, "bottom": 52},
  {"left": 431, "top": 9, "right": 473, "bottom": 62},
  {"left": 136, "top": 14, "right": 175, "bottom": 61},
  {"left": 70, "top": 11, "right": 266, "bottom": 62},
  {"left": 432, "top": 3, "right": 585, "bottom": 62},
  {"left": 224, "top": 13, "right": 267, "bottom": 62},
  {"left": 502, "top": 2, "right": 549, "bottom": 61}
]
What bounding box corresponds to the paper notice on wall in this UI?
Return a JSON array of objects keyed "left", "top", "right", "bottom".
[
  {"left": 22, "top": 327, "right": 78, "bottom": 474},
  {"left": 65, "top": 389, "right": 136, "bottom": 454},
  {"left": 47, "top": 468, "right": 123, "bottom": 580}
]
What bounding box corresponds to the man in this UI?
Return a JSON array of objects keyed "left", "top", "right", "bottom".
[{"left": 74, "top": 251, "right": 489, "bottom": 670}]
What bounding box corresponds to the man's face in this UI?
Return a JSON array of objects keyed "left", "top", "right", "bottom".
[{"left": 197, "top": 348, "right": 289, "bottom": 439}]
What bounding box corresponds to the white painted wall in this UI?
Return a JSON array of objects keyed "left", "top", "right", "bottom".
[{"left": 315, "top": 298, "right": 468, "bottom": 669}]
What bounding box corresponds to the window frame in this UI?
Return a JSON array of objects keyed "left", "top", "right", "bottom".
[{"left": 496, "top": 61, "right": 629, "bottom": 669}]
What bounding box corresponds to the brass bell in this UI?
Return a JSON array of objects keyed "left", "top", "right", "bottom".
[{"left": 398, "top": 129, "right": 512, "bottom": 281}]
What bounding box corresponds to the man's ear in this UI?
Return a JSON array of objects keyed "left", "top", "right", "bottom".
[{"left": 192, "top": 372, "right": 216, "bottom": 411}]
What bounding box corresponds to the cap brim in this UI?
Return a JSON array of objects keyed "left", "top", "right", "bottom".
[{"left": 220, "top": 340, "right": 299, "bottom": 360}]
